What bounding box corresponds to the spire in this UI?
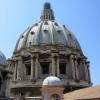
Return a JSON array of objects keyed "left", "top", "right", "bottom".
[{"left": 40, "top": 2, "right": 55, "bottom": 21}]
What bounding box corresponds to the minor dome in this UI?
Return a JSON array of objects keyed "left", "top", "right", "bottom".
[
  {"left": 0, "top": 51, "right": 6, "bottom": 65},
  {"left": 15, "top": 21, "right": 81, "bottom": 52},
  {"left": 43, "top": 76, "right": 61, "bottom": 86}
]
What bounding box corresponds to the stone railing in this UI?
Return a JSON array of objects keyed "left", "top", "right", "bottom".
[
  {"left": 10, "top": 97, "right": 42, "bottom": 100},
  {"left": 10, "top": 80, "right": 42, "bottom": 90}
]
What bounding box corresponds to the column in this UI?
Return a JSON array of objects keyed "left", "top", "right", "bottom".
[
  {"left": 35, "top": 54, "right": 39, "bottom": 79},
  {"left": 17, "top": 60, "right": 20, "bottom": 80},
  {"left": 70, "top": 55, "right": 75, "bottom": 79},
  {"left": 51, "top": 54, "right": 56, "bottom": 76},
  {"left": 86, "top": 61, "right": 91, "bottom": 82},
  {"left": 17, "top": 57, "right": 23, "bottom": 80},
  {"left": 31, "top": 55, "right": 35, "bottom": 79},
  {"left": 85, "top": 62, "right": 89, "bottom": 81},
  {"left": 14, "top": 61, "right": 17, "bottom": 80},
  {"left": 5, "top": 75, "right": 11, "bottom": 97},
  {"left": 57, "top": 55, "right": 60, "bottom": 77},
  {"left": 79, "top": 60, "right": 85, "bottom": 80},
  {"left": 74, "top": 57, "right": 79, "bottom": 79},
  {"left": 87, "top": 61, "right": 91, "bottom": 83},
  {"left": 83, "top": 58, "right": 87, "bottom": 81}
]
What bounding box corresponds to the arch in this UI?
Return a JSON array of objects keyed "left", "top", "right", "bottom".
[{"left": 50, "top": 94, "right": 60, "bottom": 100}]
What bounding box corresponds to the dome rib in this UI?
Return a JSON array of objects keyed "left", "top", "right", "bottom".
[{"left": 49, "top": 21, "right": 55, "bottom": 44}]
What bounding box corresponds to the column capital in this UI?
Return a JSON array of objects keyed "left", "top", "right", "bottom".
[
  {"left": 31, "top": 54, "right": 35, "bottom": 59},
  {"left": 52, "top": 53, "right": 59, "bottom": 58},
  {"left": 17, "top": 56, "right": 23, "bottom": 61},
  {"left": 32, "top": 53, "right": 39, "bottom": 58},
  {"left": 69, "top": 54, "right": 74, "bottom": 59}
]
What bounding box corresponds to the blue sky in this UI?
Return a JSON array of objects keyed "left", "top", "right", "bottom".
[{"left": 0, "top": 0, "right": 100, "bottom": 85}]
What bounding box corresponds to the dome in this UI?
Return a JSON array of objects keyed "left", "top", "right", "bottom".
[
  {"left": 14, "top": 2, "right": 81, "bottom": 52},
  {"left": 15, "top": 21, "right": 81, "bottom": 52},
  {"left": 43, "top": 76, "right": 61, "bottom": 86},
  {"left": 0, "top": 51, "right": 6, "bottom": 65}
]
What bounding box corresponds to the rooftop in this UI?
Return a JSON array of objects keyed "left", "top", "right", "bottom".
[{"left": 64, "top": 85, "right": 100, "bottom": 100}]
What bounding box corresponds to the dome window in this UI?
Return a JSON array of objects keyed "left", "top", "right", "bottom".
[
  {"left": 34, "top": 23, "right": 38, "bottom": 26},
  {"left": 31, "top": 31, "right": 35, "bottom": 35},
  {"left": 44, "top": 29, "right": 48, "bottom": 33},
  {"left": 55, "top": 22, "right": 58, "bottom": 26},
  {"left": 21, "top": 35, "right": 24, "bottom": 38},
  {"left": 57, "top": 30, "right": 61, "bottom": 33}
]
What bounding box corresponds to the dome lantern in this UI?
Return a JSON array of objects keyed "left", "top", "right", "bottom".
[{"left": 40, "top": 2, "right": 55, "bottom": 21}]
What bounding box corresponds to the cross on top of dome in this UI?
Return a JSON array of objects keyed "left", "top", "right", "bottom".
[{"left": 40, "top": 2, "right": 55, "bottom": 21}]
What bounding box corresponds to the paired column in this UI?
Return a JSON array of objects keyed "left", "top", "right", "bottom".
[
  {"left": 30, "top": 54, "right": 39, "bottom": 79},
  {"left": 51, "top": 53, "right": 60, "bottom": 76}
]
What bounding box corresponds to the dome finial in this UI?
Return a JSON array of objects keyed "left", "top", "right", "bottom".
[{"left": 40, "top": 2, "right": 55, "bottom": 21}]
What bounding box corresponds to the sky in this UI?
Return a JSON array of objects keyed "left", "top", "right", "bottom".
[{"left": 0, "top": 0, "right": 100, "bottom": 86}]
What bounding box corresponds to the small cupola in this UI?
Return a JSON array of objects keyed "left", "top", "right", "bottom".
[{"left": 41, "top": 76, "right": 64, "bottom": 100}]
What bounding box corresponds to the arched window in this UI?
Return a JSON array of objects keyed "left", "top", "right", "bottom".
[{"left": 51, "top": 94, "right": 60, "bottom": 100}]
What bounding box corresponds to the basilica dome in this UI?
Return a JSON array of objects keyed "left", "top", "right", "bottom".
[
  {"left": 10, "top": 2, "right": 91, "bottom": 96},
  {"left": 14, "top": 2, "right": 81, "bottom": 52},
  {"left": 43, "top": 76, "right": 61, "bottom": 86},
  {"left": 0, "top": 51, "right": 6, "bottom": 65}
]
